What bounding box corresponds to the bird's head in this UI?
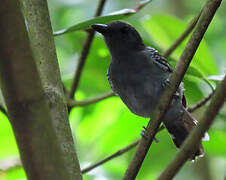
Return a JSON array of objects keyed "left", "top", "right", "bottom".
[{"left": 91, "top": 21, "right": 145, "bottom": 56}]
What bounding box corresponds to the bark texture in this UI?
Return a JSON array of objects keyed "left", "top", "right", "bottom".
[
  {"left": 21, "top": 0, "right": 82, "bottom": 179},
  {"left": 0, "top": 0, "right": 81, "bottom": 179}
]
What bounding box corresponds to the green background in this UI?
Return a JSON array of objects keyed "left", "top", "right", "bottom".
[{"left": 0, "top": 0, "right": 225, "bottom": 179}]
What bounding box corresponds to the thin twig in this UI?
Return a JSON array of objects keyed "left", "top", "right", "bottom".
[
  {"left": 82, "top": 125, "right": 165, "bottom": 174},
  {"left": 162, "top": 10, "right": 202, "bottom": 58},
  {"left": 158, "top": 74, "right": 225, "bottom": 180},
  {"left": 68, "top": 91, "right": 115, "bottom": 108},
  {"left": 82, "top": 140, "right": 139, "bottom": 174},
  {"left": 69, "top": 32, "right": 95, "bottom": 99},
  {"left": 187, "top": 90, "right": 215, "bottom": 113},
  {"left": 123, "top": 0, "right": 221, "bottom": 179},
  {"left": 69, "top": 0, "right": 107, "bottom": 99}
]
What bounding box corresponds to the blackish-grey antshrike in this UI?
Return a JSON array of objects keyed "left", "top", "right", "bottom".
[{"left": 91, "top": 21, "right": 209, "bottom": 160}]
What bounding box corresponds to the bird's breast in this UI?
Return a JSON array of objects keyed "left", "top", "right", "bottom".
[{"left": 108, "top": 63, "right": 165, "bottom": 117}]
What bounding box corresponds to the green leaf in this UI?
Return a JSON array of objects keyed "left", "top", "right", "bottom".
[
  {"left": 142, "top": 14, "right": 218, "bottom": 75},
  {"left": 183, "top": 75, "right": 206, "bottom": 105},
  {"left": 205, "top": 129, "right": 226, "bottom": 157},
  {"left": 53, "top": 0, "right": 152, "bottom": 36},
  {"left": 5, "top": 166, "right": 26, "bottom": 180},
  {"left": 187, "top": 65, "right": 215, "bottom": 91},
  {"left": 169, "top": 60, "right": 214, "bottom": 91}
]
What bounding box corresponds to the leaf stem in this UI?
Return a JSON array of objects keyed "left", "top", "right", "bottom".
[
  {"left": 187, "top": 90, "right": 215, "bottom": 113},
  {"left": 68, "top": 91, "right": 115, "bottom": 108}
]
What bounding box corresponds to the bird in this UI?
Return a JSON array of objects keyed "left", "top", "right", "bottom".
[{"left": 91, "top": 21, "right": 209, "bottom": 160}]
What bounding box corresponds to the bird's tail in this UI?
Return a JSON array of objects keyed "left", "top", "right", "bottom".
[{"left": 163, "top": 108, "right": 209, "bottom": 161}]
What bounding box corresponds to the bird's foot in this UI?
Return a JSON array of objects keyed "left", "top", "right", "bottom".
[
  {"left": 140, "top": 126, "right": 149, "bottom": 140},
  {"left": 140, "top": 126, "right": 159, "bottom": 143},
  {"left": 162, "top": 78, "right": 171, "bottom": 88}
]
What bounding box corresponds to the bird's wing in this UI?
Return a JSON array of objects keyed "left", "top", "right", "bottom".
[
  {"left": 146, "top": 47, "right": 173, "bottom": 72},
  {"left": 146, "top": 47, "right": 187, "bottom": 107}
]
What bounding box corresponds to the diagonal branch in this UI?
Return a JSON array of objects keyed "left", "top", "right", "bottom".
[
  {"left": 70, "top": 84, "right": 214, "bottom": 174},
  {"left": 69, "top": 0, "right": 107, "bottom": 99},
  {"left": 68, "top": 91, "right": 115, "bottom": 108},
  {"left": 157, "top": 74, "right": 226, "bottom": 180},
  {"left": 123, "top": 0, "right": 222, "bottom": 179},
  {"left": 162, "top": 10, "right": 202, "bottom": 58},
  {"left": 187, "top": 90, "right": 215, "bottom": 113}
]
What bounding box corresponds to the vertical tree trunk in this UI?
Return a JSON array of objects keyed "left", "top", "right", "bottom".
[
  {"left": 21, "top": 0, "right": 82, "bottom": 179},
  {"left": 0, "top": 0, "right": 82, "bottom": 179}
]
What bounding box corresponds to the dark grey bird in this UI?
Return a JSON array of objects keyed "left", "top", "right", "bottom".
[{"left": 91, "top": 21, "right": 209, "bottom": 160}]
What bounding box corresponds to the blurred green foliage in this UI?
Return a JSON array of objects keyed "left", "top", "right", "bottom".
[{"left": 0, "top": 0, "right": 226, "bottom": 179}]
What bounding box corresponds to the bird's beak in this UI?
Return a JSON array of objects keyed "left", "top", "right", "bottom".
[{"left": 91, "top": 24, "right": 109, "bottom": 34}]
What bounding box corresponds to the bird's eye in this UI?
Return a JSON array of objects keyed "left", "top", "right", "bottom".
[{"left": 120, "top": 27, "right": 129, "bottom": 34}]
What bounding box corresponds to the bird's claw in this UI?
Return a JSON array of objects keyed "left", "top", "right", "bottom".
[
  {"left": 140, "top": 126, "right": 148, "bottom": 140},
  {"left": 140, "top": 126, "right": 159, "bottom": 143},
  {"left": 140, "top": 130, "right": 149, "bottom": 140}
]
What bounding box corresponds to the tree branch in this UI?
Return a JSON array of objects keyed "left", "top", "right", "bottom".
[
  {"left": 22, "top": 0, "right": 82, "bottom": 178},
  {"left": 157, "top": 74, "right": 226, "bottom": 180},
  {"left": 68, "top": 91, "right": 115, "bottom": 108},
  {"left": 0, "top": 0, "right": 78, "bottom": 179},
  {"left": 187, "top": 90, "right": 215, "bottom": 113},
  {"left": 69, "top": 0, "right": 107, "bottom": 99},
  {"left": 82, "top": 140, "right": 139, "bottom": 174},
  {"left": 162, "top": 10, "right": 202, "bottom": 58},
  {"left": 123, "top": 0, "right": 221, "bottom": 179}
]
